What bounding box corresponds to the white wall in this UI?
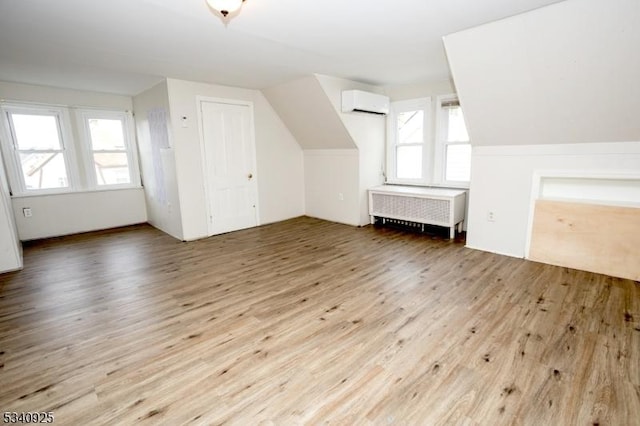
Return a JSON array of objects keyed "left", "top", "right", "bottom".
[
  {"left": 315, "top": 75, "right": 386, "bottom": 225},
  {"left": 0, "top": 150, "right": 21, "bottom": 272},
  {"left": 253, "top": 92, "right": 306, "bottom": 225},
  {"left": 133, "top": 81, "right": 183, "bottom": 240},
  {"left": 12, "top": 189, "right": 146, "bottom": 241},
  {"left": 357, "top": 134, "right": 386, "bottom": 225},
  {"left": 166, "top": 78, "right": 304, "bottom": 241},
  {"left": 0, "top": 81, "right": 132, "bottom": 110},
  {"left": 383, "top": 79, "right": 455, "bottom": 102},
  {"left": 0, "top": 81, "right": 148, "bottom": 241},
  {"left": 304, "top": 150, "right": 360, "bottom": 226},
  {"left": 263, "top": 74, "right": 388, "bottom": 226},
  {"left": 467, "top": 142, "right": 640, "bottom": 257},
  {"left": 443, "top": 0, "right": 640, "bottom": 262},
  {"left": 444, "top": 0, "right": 640, "bottom": 147}
]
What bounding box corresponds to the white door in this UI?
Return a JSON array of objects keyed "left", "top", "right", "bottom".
[{"left": 200, "top": 100, "right": 258, "bottom": 235}]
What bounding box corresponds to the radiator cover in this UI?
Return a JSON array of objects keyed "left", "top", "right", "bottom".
[
  {"left": 371, "top": 193, "right": 450, "bottom": 224},
  {"left": 368, "top": 185, "right": 467, "bottom": 239}
]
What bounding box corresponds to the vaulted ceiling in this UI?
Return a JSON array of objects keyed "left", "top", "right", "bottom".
[{"left": 0, "top": 0, "right": 565, "bottom": 95}]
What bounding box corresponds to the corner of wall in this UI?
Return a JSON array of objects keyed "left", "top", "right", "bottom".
[
  {"left": 314, "top": 75, "right": 387, "bottom": 225},
  {"left": 0, "top": 150, "right": 22, "bottom": 272},
  {"left": 133, "top": 80, "right": 184, "bottom": 240}
]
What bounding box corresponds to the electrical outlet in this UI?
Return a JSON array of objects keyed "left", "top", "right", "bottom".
[
  {"left": 23, "top": 207, "right": 32, "bottom": 218},
  {"left": 487, "top": 211, "right": 496, "bottom": 222},
  {"left": 338, "top": 193, "right": 344, "bottom": 201}
]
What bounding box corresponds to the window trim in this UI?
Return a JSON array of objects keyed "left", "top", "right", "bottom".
[
  {"left": 0, "top": 103, "right": 79, "bottom": 196},
  {"left": 77, "top": 109, "right": 141, "bottom": 190},
  {"left": 385, "top": 97, "right": 432, "bottom": 186},
  {"left": 434, "top": 94, "right": 471, "bottom": 188},
  {"left": 0, "top": 102, "right": 142, "bottom": 197}
]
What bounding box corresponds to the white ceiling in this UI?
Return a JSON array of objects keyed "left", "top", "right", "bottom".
[{"left": 0, "top": 0, "right": 565, "bottom": 95}]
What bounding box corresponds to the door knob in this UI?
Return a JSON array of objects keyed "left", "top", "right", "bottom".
[{"left": 248, "top": 173, "right": 253, "bottom": 180}]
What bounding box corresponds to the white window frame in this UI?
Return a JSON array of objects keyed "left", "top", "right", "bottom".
[
  {"left": 434, "top": 94, "right": 471, "bottom": 188},
  {"left": 77, "top": 109, "right": 141, "bottom": 190},
  {"left": 0, "top": 103, "right": 79, "bottom": 196},
  {"left": 385, "top": 97, "right": 432, "bottom": 185}
]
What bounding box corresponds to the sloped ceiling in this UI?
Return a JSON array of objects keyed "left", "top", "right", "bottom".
[
  {"left": 444, "top": 0, "right": 640, "bottom": 146},
  {"left": 0, "top": 0, "right": 565, "bottom": 95},
  {"left": 262, "top": 76, "right": 356, "bottom": 149}
]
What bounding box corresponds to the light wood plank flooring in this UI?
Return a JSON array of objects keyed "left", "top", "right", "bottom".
[{"left": 0, "top": 217, "right": 638, "bottom": 425}]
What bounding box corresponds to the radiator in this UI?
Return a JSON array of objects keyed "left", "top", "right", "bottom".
[{"left": 368, "top": 185, "right": 467, "bottom": 239}]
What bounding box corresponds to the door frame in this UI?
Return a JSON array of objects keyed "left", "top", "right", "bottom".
[{"left": 196, "top": 96, "right": 260, "bottom": 236}]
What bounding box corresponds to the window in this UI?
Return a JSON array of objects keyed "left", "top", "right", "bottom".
[
  {"left": 436, "top": 96, "right": 471, "bottom": 184},
  {"left": 384, "top": 95, "right": 471, "bottom": 188},
  {"left": 386, "top": 98, "right": 431, "bottom": 184},
  {"left": 0, "top": 102, "right": 140, "bottom": 196},
  {"left": 79, "top": 110, "right": 138, "bottom": 187},
  {"left": 1, "top": 105, "right": 76, "bottom": 194}
]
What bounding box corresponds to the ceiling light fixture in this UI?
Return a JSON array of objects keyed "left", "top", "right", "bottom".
[{"left": 206, "top": 0, "right": 246, "bottom": 20}]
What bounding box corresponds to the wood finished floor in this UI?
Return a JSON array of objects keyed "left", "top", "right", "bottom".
[{"left": 0, "top": 217, "right": 638, "bottom": 425}]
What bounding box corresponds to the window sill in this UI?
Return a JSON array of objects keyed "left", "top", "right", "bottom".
[{"left": 385, "top": 180, "right": 470, "bottom": 191}]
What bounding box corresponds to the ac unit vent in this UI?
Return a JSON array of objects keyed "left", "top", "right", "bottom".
[
  {"left": 352, "top": 108, "right": 386, "bottom": 116},
  {"left": 341, "top": 90, "right": 390, "bottom": 115}
]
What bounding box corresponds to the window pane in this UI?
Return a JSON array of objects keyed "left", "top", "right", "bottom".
[
  {"left": 397, "top": 110, "right": 423, "bottom": 144},
  {"left": 396, "top": 145, "right": 422, "bottom": 179},
  {"left": 447, "top": 107, "right": 469, "bottom": 142},
  {"left": 93, "top": 153, "right": 130, "bottom": 185},
  {"left": 88, "top": 118, "right": 126, "bottom": 150},
  {"left": 445, "top": 144, "right": 471, "bottom": 182},
  {"left": 11, "top": 114, "right": 62, "bottom": 150},
  {"left": 19, "top": 152, "right": 69, "bottom": 189}
]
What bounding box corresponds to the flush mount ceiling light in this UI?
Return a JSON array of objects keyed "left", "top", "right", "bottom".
[{"left": 206, "top": 0, "right": 246, "bottom": 20}]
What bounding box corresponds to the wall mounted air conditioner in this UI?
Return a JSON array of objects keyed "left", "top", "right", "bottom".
[{"left": 341, "top": 90, "right": 390, "bottom": 115}]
